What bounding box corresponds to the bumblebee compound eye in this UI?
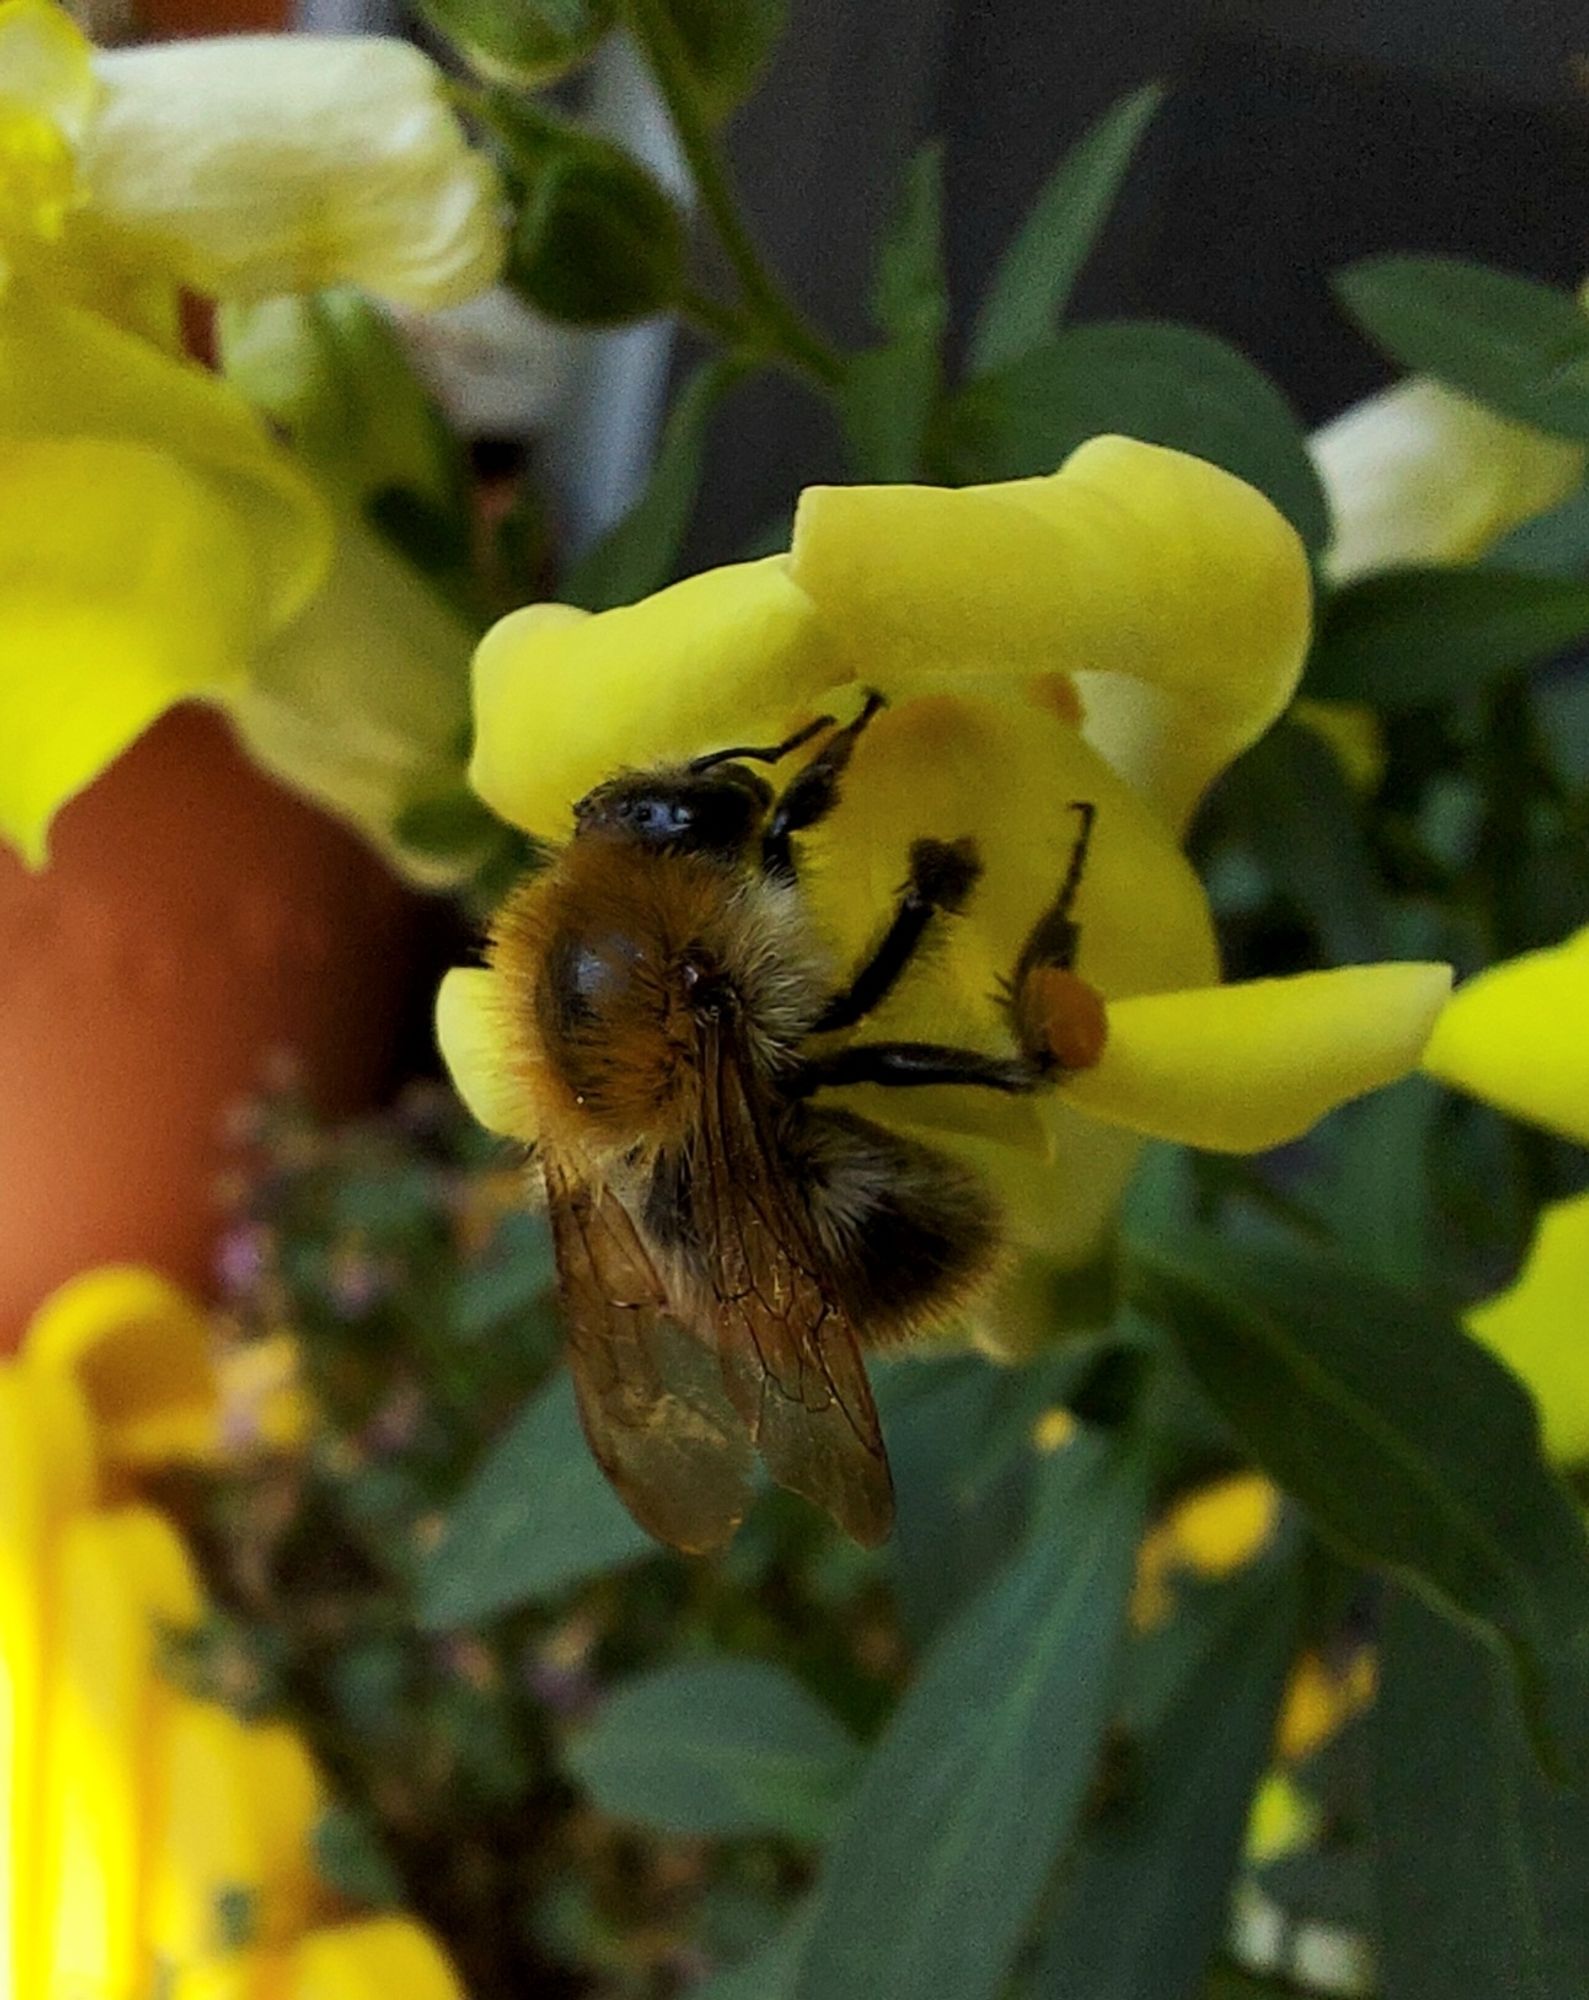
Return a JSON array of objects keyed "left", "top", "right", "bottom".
[
  {"left": 1013, "top": 966, "right": 1109, "bottom": 1074},
  {"left": 571, "top": 768, "right": 771, "bottom": 858}
]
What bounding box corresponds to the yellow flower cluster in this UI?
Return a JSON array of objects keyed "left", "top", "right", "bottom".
[
  {"left": 0, "top": 0, "right": 502, "bottom": 866},
  {"left": 1, "top": 1268, "right": 467, "bottom": 2000}
]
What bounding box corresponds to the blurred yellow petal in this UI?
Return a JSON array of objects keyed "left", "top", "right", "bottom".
[
  {"left": 1162, "top": 1474, "right": 1280, "bottom": 1576},
  {"left": 0, "top": 1360, "right": 94, "bottom": 2000},
  {"left": 1291, "top": 698, "right": 1386, "bottom": 793},
  {"left": 1277, "top": 1648, "right": 1376, "bottom": 1764},
  {"left": 41, "top": 1506, "right": 203, "bottom": 2000},
  {"left": 436, "top": 965, "right": 537, "bottom": 1144},
  {"left": 1421, "top": 926, "right": 1589, "bottom": 1145},
  {"left": 25, "top": 1265, "right": 218, "bottom": 1472},
  {"left": 471, "top": 567, "right": 837, "bottom": 839},
  {"left": 1311, "top": 378, "right": 1585, "bottom": 584},
  {"left": 0, "top": 287, "right": 328, "bottom": 628},
  {"left": 86, "top": 35, "right": 504, "bottom": 308},
  {"left": 1247, "top": 1772, "right": 1320, "bottom": 1863},
  {"left": 0, "top": 0, "right": 97, "bottom": 259},
  {"left": 0, "top": 437, "right": 256, "bottom": 863},
  {"left": 218, "top": 1334, "right": 314, "bottom": 1457},
  {"left": 148, "top": 1700, "right": 325, "bottom": 1967},
  {"left": 1063, "top": 963, "right": 1453, "bottom": 1151},
  {"left": 233, "top": 517, "right": 479, "bottom": 889},
  {"left": 289, "top": 1919, "right": 468, "bottom": 2000},
  {"left": 1467, "top": 1192, "right": 1589, "bottom": 1466},
  {"left": 0, "top": 0, "right": 97, "bottom": 141},
  {"left": 790, "top": 437, "right": 1312, "bottom": 830}
]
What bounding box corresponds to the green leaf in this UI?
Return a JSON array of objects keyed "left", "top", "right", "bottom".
[
  {"left": 952, "top": 321, "right": 1329, "bottom": 552},
  {"left": 566, "top": 1660, "right": 859, "bottom": 1841},
  {"left": 793, "top": 1432, "right": 1150, "bottom": 2000},
  {"left": 1495, "top": 478, "right": 1589, "bottom": 576},
  {"left": 1218, "top": 719, "right": 1388, "bottom": 963},
  {"left": 415, "top": 1370, "right": 656, "bottom": 1629},
  {"left": 1335, "top": 256, "right": 1589, "bottom": 441},
  {"left": 695, "top": 1903, "right": 816, "bottom": 2000},
  {"left": 1375, "top": 1589, "right": 1589, "bottom": 1998},
  {"left": 1130, "top": 1236, "right": 1589, "bottom": 1783},
  {"left": 312, "top": 1806, "right": 403, "bottom": 1909},
  {"left": 839, "top": 145, "right": 947, "bottom": 482},
  {"left": 564, "top": 359, "right": 742, "bottom": 610},
  {"left": 219, "top": 289, "right": 463, "bottom": 522},
  {"left": 1034, "top": 1555, "right": 1302, "bottom": 2000},
  {"left": 418, "top": 0, "right": 614, "bottom": 86},
  {"left": 1307, "top": 566, "right": 1589, "bottom": 707},
  {"left": 969, "top": 83, "right": 1164, "bottom": 377},
  {"left": 495, "top": 100, "right": 688, "bottom": 325},
  {"left": 664, "top": 0, "right": 786, "bottom": 121}
]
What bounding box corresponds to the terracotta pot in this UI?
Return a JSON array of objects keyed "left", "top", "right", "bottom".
[{"left": 0, "top": 706, "right": 415, "bottom": 1346}]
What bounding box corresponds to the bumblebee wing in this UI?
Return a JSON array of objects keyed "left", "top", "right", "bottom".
[
  {"left": 544, "top": 1156, "right": 754, "bottom": 1555},
  {"left": 691, "top": 1018, "right": 895, "bottom": 1548}
]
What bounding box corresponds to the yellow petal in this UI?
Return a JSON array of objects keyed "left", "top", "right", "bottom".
[
  {"left": 41, "top": 1505, "right": 203, "bottom": 2000},
  {"left": 86, "top": 35, "right": 504, "bottom": 308},
  {"left": 25, "top": 1265, "right": 218, "bottom": 1472},
  {"left": 1063, "top": 963, "right": 1453, "bottom": 1152},
  {"left": 470, "top": 565, "right": 837, "bottom": 839},
  {"left": 790, "top": 438, "right": 1313, "bottom": 831},
  {"left": 289, "top": 1920, "right": 468, "bottom": 2000},
  {"left": 1311, "top": 378, "right": 1585, "bottom": 584},
  {"left": 798, "top": 690, "right": 1217, "bottom": 1223},
  {"left": 436, "top": 965, "right": 537, "bottom": 1143},
  {"left": 0, "top": 1359, "right": 95, "bottom": 2000},
  {"left": 0, "top": 0, "right": 97, "bottom": 258},
  {"left": 1291, "top": 698, "right": 1386, "bottom": 794},
  {"left": 1467, "top": 1192, "right": 1589, "bottom": 1466},
  {"left": 0, "top": 286, "right": 329, "bottom": 630},
  {"left": 0, "top": 437, "right": 257, "bottom": 863},
  {"left": 1161, "top": 1474, "right": 1281, "bottom": 1576},
  {"left": 232, "top": 515, "right": 478, "bottom": 888},
  {"left": 148, "top": 1700, "right": 325, "bottom": 1968},
  {"left": 0, "top": 0, "right": 98, "bottom": 143},
  {"left": 1421, "top": 926, "right": 1589, "bottom": 1145}
]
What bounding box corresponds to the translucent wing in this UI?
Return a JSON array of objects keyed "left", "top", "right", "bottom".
[
  {"left": 544, "top": 1156, "right": 754, "bottom": 1555},
  {"left": 691, "top": 1018, "right": 895, "bottom": 1548}
]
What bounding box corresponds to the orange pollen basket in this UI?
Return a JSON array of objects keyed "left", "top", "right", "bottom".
[{"left": 1024, "top": 966, "right": 1109, "bottom": 1072}]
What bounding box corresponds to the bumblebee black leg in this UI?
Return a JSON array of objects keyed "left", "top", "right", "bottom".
[
  {"left": 1012, "top": 801, "right": 1097, "bottom": 985},
  {"left": 791, "top": 1041, "right": 1039, "bottom": 1098},
  {"left": 688, "top": 712, "right": 835, "bottom": 773},
  {"left": 813, "top": 837, "right": 982, "bottom": 1033},
  {"left": 762, "top": 690, "right": 886, "bottom": 881}
]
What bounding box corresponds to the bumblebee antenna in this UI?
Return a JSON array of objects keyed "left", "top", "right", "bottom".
[{"left": 689, "top": 712, "right": 836, "bottom": 773}]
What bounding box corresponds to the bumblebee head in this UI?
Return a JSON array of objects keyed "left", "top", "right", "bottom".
[{"left": 571, "top": 764, "right": 774, "bottom": 862}]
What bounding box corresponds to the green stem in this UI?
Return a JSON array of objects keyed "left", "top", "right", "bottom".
[{"left": 619, "top": 0, "right": 845, "bottom": 390}]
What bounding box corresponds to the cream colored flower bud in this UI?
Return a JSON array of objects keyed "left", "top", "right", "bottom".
[
  {"left": 1311, "top": 377, "right": 1584, "bottom": 584},
  {"left": 83, "top": 34, "right": 505, "bottom": 309}
]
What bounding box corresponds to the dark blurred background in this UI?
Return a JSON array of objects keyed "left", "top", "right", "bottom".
[{"left": 680, "top": 0, "right": 1589, "bottom": 563}]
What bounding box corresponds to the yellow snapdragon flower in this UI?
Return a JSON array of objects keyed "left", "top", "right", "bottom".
[
  {"left": 438, "top": 439, "right": 1451, "bottom": 1351},
  {"left": 0, "top": 0, "right": 504, "bottom": 866},
  {"left": 0, "top": 1267, "right": 468, "bottom": 2000},
  {"left": 1422, "top": 925, "right": 1589, "bottom": 1464}
]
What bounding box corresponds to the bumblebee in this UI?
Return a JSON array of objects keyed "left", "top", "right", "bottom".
[{"left": 488, "top": 693, "right": 1103, "bottom": 1552}]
